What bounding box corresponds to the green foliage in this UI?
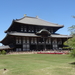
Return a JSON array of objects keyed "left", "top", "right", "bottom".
[
  {"left": 64, "top": 36, "right": 75, "bottom": 49},
  {"left": 70, "top": 49, "right": 75, "bottom": 57},
  {"left": 0, "top": 51, "right": 1, "bottom": 54},
  {"left": 1, "top": 50, "right": 6, "bottom": 55},
  {"left": 62, "top": 47, "right": 71, "bottom": 50},
  {"left": 64, "top": 34, "right": 75, "bottom": 57},
  {"left": 68, "top": 25, "right": 75, "bottom": 35}
]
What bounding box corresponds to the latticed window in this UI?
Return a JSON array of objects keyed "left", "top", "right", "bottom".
[
  {"left": 28, "top": 26, "right": 31, "bottom": 32},
  {"left": 21, "top": 26, "right": 23, "bottom": 32},
  {"left": 24, "top": 26, "right": 27, "bottom": 32},
  {"left": 46, "top": 38, "right": 51, "bottom": 44},
  {"left": 58, "top": 39, "right": 62, "bottom": 45},
  {"left": 52, "top": 39, "right": 57, "bottom": 44},
  {"left": 31, "top": 27, "right": 34, "bottom": 32},
  {"left": 53, "top": 45, "right": 57, "bottom": 47},
  {"left": 23, "top": 44, "right": 26, "bottom": 51},
  {"left": 16, "top": 37, "right": 21, "bottom": 44},
  {"left": 16, "top": 48, "right": 21, "bottom": 51},
  {"left": 16, "top": 37, "right": 18, "bottom": 44},
  {"left": 27, "top": 44, "right": 29, "bottom": 48},
  {"left": 21, "top": 25, "right": 27, "bottom": 32},
  {"left": 35, "top": 38, "right": 37, "bottom": 43},
  {"left": 27, "top": 38, "right": 29, "bottom": 43},
  {"left": 31, "top": 38, "right": 33, "bottom": 43},
  {"left": 23, "top": 37, "right": 29, "bottom": 44},
  {"left": 23, "top": 37, "right": 25, "bottom": 44},
  {"left": 31, "top": 38, "right": 37, "bottom": 44},
  {"left": 23, "top": 48, "right": 26, "bottom": 51},
  {"left": 49, "top": 38, "right": 51, "bottom": 44},
  {"left": 46, "top": 39, "right": 49, "bottom": 44},
  {"left": 51, "top": 29, "right": 53, "bottom": 33},
  {"left": 23, "top": 44, "right": 26, "bottom": 47},
  {"left": 19, "top": 37, "right": 21, "bottom": 44},
  {"left": 33, "top": 38, "right": 35, "bottom": 43},
  {"left": 36, "top": 29, "right": 38, "bottom": 32}
]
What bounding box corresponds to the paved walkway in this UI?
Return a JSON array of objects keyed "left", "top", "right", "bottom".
[{"left": 7, "top": 50, "right": 70, "bottom": 55}]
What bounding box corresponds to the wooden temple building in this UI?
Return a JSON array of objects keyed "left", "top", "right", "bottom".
[{"left": 0, "top": 15, "right": 71, "bottom": 52}]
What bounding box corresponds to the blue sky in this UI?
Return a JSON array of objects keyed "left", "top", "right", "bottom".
[{"left": 0, "top": 0, "right": 75, "bottom": 45}]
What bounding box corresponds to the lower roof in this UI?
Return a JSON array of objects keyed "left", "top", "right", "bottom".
[
  {"left": 7, "top": 32, "right": 72, "bottom": 38},
  {"left": 0, "top": 32, "right": 72, "bottom": 45},
  {"left": 0, "top": 45, "right": 13, "bottom": 50}
]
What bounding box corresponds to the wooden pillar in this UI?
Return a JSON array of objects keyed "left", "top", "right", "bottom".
[
  {"left": 43, "top": 37, "right": 47, "bottom": 51},
  {"left": 36, "top": 38, "right": 38, "bottom": 51}
]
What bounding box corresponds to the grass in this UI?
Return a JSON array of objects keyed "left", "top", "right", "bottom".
[{"left": 0, "top": 54, "right": 75, "bottom": 75}]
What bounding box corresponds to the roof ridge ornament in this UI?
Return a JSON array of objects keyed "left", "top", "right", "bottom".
[
  {"left": 24, "top": 14, "right": 27, "bottom": 17},
  {"left": 36, "top": 16, "right": 39, "bottom": 18}
]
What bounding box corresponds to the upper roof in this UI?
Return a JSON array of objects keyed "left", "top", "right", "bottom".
[{"left": 14, "top": 16, "right": 64, "bottom": 27}]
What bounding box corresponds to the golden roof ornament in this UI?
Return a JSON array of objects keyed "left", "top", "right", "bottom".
[{"left": 24, "top": 14, "right": 27, "bottom": 17}]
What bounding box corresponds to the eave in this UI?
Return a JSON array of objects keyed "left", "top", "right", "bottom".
[
  {"left": 7, "top": 32, "right": 72, "bottom": 38},
  {"left": 0, "top": 45, "right": 14, "bottom": 50},
  {"left": 5, "top": 16, "right": 64, "bottom": 33},
  {"left": 5, "top": 20, "right": 15, "bottom": 33},
  {"left": 15, "top": 16, "right": 64, "bottom": 27},
  {"left": 1, "top": 32, "right": 72, "bottom": 45}
]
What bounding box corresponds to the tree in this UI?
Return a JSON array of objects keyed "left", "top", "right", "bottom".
[
  {"left": 0, "top": 51, "right": 1, "bottom": 55},
  {"left": 68, "top": 16, "right": 75, "bottom": 35},
  {"left": 1, "top": 50, "right": 6, "bottom": 55},
  {"left": 65, "top": 16, "right": 75, "bottom": 57},
  {"left": 64, "top": 35, "right": 75, "bottom": 57},
  {"left": 68, "top": 25, "right": 75, "bottom": 35},
  {"left": 66, "top": 25, "right": 75, "bottom": 57}
]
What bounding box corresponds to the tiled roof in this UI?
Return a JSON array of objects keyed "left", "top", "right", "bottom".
[
  {"left": 8, "top": 32, "right": 39, "bottom": 37},
  {"left": 15, "top": 16, "right": 64, "bottom": 27},
  {"left": 7, "top": 32, "right": 72, "bottom": 38},
  {"left": 0, "top": 45, "right": 13, "bottom": 50},
  {"left": 51, "top": 34, "right": 72, "bottom": 38}
]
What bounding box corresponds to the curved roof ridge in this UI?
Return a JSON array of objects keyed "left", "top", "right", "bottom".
[
  {"left": 15, "top": 16, "right": 63, "bottom": 26},
  {"left": 14, "top": 16, "right": 25, "bottom": 21},
  {"left": 14, "top": 16, "right": 64, "bottom": 27},
  {"left": 14, "top": 16, "right": 37, "bottom": 21},
  {"left": 37, "top": 18, "right": 63, "bottom": 26}
]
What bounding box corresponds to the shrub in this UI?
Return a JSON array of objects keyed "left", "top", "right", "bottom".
[
  {"left": 0, "top": 51, "right": 1, "bottom": 55},
  {"left": 70, "top": 49, "right": 75, "bottom": 57},
  {"left": 63, "top": 47, "right": 71, "bottom": 50},
  {"left": 1, "top": 50, "right": 6, "bottom": 55}
]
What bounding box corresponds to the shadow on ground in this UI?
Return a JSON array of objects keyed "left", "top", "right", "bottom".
[{"left": 70, "top": 62, "right": 75, "bottom": 65}]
